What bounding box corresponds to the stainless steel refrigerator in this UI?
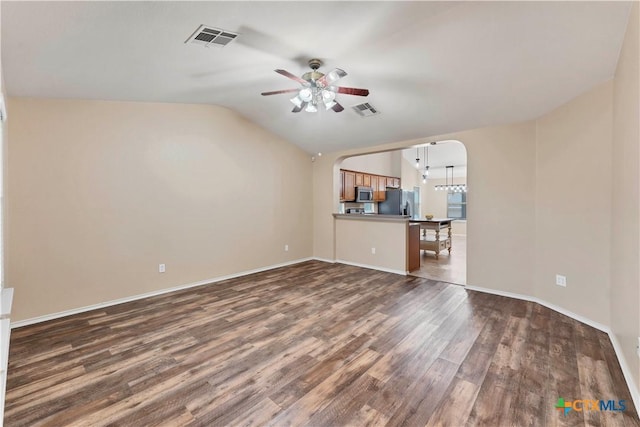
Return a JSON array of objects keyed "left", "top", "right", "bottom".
[{"left": 378, "top": 188, "right": 415, "bottom": 217}]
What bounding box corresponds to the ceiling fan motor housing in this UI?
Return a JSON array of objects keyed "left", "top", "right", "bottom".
[
  {"left": 308, "top": 58, "right": 323, "bottom": 70},
  {"left": 303, "top": 59, "right": 324, "bottom": 83}
]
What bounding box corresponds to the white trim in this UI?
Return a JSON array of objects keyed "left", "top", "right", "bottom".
[
  {"left": 465, "top": 285, "right": 609, "bottom": 332},
  {"left": 10, "top": 257, "right": 314, "bottom": 329},
  {"left": 609, "top": 333, "right": 640, "bottom": 414},
  {"left": 465, "top": 284, "right": 640, "bottom": 412},
  {"left": 0, "top": 288, "right": 13, "bottom": 317},
  {"left": 311, "top": 257, "right": 336, "bottom": 264},
  {"left": 335, "top": 259, "right": 407, "bottom": 276}
]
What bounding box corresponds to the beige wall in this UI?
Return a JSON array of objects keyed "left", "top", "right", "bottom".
[
  {"left": 340, "top": 150, "right": 399, "bottom": 177},
  {"left": 316, "top": 69, "right": 638, "bottom": 399},
  {"left": 611, "top": 1, "right": 640, "bottom": 398},
  {"left": 535, "top": 81, "right": 613, "bottom": 327},
  {"left": 314, "top": 121, "right": 537, "bottom": 296},
  {"left": 335, "top": 218, "right": 407, "bottom": 274},
  {"left": 6, "top": 98, "right": 313, "bottom": 321},
  {"left": 400, "top": 156, "right": 420, "bottom": 191}
]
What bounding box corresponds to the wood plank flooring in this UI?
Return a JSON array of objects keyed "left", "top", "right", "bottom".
[
  {"left": 5, "top": 261, "right": 639, "bottom": 426},
  {"left": 410, "top": 235, "right": 467, "bottom": 285}
]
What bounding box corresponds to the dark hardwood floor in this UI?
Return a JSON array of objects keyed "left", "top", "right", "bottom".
[{"left": 5, "top": 261, "right": 639, "bottom": 426}]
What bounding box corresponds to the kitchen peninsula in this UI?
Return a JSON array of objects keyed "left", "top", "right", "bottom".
[
  {"left": 333, "top": 213, "right": 413, "bottom": 275},
  {"left": 333, "top": 214, "right": 454, "bottom": 274}
]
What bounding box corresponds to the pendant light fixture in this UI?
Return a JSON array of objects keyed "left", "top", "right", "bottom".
[
  {"left": 415, "top": 148, "right": 420, "bottom": 169},
  {"left": 422, "top": 146, "right": 430, "bottom": 183},
  {"left": 435, "top": 165, "right": 467, "bottom": 192}
]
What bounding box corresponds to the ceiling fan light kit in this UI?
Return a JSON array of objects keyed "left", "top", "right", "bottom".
[{"left": 261, "top": 59, "right": 370, "bottom": 113}]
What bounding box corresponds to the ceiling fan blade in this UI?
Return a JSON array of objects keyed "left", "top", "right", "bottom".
[
  {"left": 317, "top": 68, "right": 347, "bottom": 87},
  {"left": 275, "top": 69, "right": 308, "bottom": 85},
  {"left": 292, "top": 101, "right": 308, "bottom": 113},
  {"left": 261, "top": 88, "right": 300, "bottom": 96},
  {"left": 336, "top": 86, "right": 370, "bottom": 96},
  {"left": 331, "top": 102, "right": 344, "bottom": 112}
]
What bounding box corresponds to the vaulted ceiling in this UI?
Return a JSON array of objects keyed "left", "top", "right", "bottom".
[{"left": 1, "top": 1, "right": 632, "bottom": 154}]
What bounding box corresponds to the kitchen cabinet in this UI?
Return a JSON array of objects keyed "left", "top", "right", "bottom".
[
  {"left": 375, "top": 175, "right": 386, "bottom": 201},
  {"left": 369, "top": 175, "right": 378, "bottom": 200},
  {"left": 339, "top": 169, "right": 399, "bottom": 203},
  {"left": 386, "top": 177, "right": 395, "bottom": 188},
  {"left": 343, "top": 170, "right": 356, "bottom": 201}
]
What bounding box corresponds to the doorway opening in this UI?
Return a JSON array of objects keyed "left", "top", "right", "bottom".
[
  {"left": 335, "top": 140, "right": 468, "bottom": 285},
  {"left": 405, "top": 140, "right": 467, "bottom": 285}
]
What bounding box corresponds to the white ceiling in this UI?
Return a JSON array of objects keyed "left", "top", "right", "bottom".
[
  {"left": 1, "top": 1, "right": 632, "bottom": 155},
  {"left": 402, "top": 140, "right": 467, "bottom": 179}
]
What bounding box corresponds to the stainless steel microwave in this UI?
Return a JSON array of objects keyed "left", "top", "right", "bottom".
[{"left": 356, "top": 186, "right": 374, "bottom": 202}]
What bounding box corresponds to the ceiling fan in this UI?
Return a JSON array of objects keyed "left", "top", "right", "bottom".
[{"left": 261, "top": 58, "right": 369, "bottom": 113}]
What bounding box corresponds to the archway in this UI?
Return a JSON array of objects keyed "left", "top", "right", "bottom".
[{"left": 335, "top": 140, "right": 468, "bottom": 284}]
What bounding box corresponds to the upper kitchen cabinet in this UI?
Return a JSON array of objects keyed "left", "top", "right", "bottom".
[
  {"left": 370, "top": 175, "right": 379, "bottom": 201},
  {"left": 386, "top": 177, "right": 401, "bottom": 189},
  {"left": 339, "top": 169, "right": 400, "bottom": 203},
  {"left": 375, "top": 175, "right": 387, "bottom": 201},
  {"left": 342, "top": 170, "right": 356, "bottom": 201}
]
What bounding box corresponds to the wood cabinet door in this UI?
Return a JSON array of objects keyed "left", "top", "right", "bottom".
[
  {"left": 363, "top": 174, "right": 371, "bottom": 187},
  {"left": 386, "top": 177, "right": 395, "bottom": 188},
  {"left": 370, "top": 175, "right": 379, "bottom": 200},
  {"left": 393, "top": 178, "right": 400, "bottom": 188},
  {"left": 378, "top": 175, "right": 387, "bottom": 192},
  {"left": 355, "top": 173, "right": 364, "bottom": 186},
  {"left": 374, "top": 175, "right": 386, "bottom": 201},
  {"left": 340, "top": 170, "right": 345, "bottom": 201},
  {"left": 344, "top": 171, "right": 356, "bottom": 201}
]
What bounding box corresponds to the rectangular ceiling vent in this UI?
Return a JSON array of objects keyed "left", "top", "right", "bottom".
[
  {"left": 352, "top": 102, "right": 380, "bottom": 117},
  {"left": 185, "top": 25, "right": 238, "bottom": 47}
]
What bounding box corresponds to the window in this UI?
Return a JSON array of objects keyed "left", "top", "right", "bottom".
[{"left": 447, "top": 191, "right": 467, "bottom": 219}]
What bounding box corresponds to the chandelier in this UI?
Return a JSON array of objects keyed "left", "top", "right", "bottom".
[{"left": 435, "top": 165, "right": 467, "bottom": 192}]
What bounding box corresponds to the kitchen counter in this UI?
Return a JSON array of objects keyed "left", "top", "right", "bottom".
[{"left": 333, "top": 213, "right": 412, "bottom": 222}]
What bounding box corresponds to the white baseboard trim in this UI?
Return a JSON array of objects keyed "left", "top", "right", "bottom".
[
  {"left": 335, "top": 259, "right": 407, "bottom": 276},
  {"left": 10, "top": 257, "right": 315, "bottom": 329},
  {"left": 465, "top": 284, "right": 640, "bottom": 413},
  {"left": 608, "top": 332, "right": 640, "bottom": 414},
  {"left": 464, "top": 285, "right": 609, "bottom": 332},
  {"left": 311, "top": 257, "right": 336, "bottom": 264}
]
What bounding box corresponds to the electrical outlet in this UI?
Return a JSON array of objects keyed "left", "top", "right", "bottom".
[
  {"left": 371, "top": 247, "right": 376, "bottom": 255},
  {"left": 284, "top": 244, "right": 289, "bottom": 252},
  {"left": 555, "top": 274, "right": 566, "bottom": 287},
  {"left": 159, "top": 264, "right": 165, "bottom": 273}
]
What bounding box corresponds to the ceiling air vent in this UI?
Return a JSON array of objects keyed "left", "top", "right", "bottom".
[
  {"left": 352, "top": 102, "right": 380, "bottom": 117},
  {"left": 185, "top": 25, "right": 238, "bottom": 47}
]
